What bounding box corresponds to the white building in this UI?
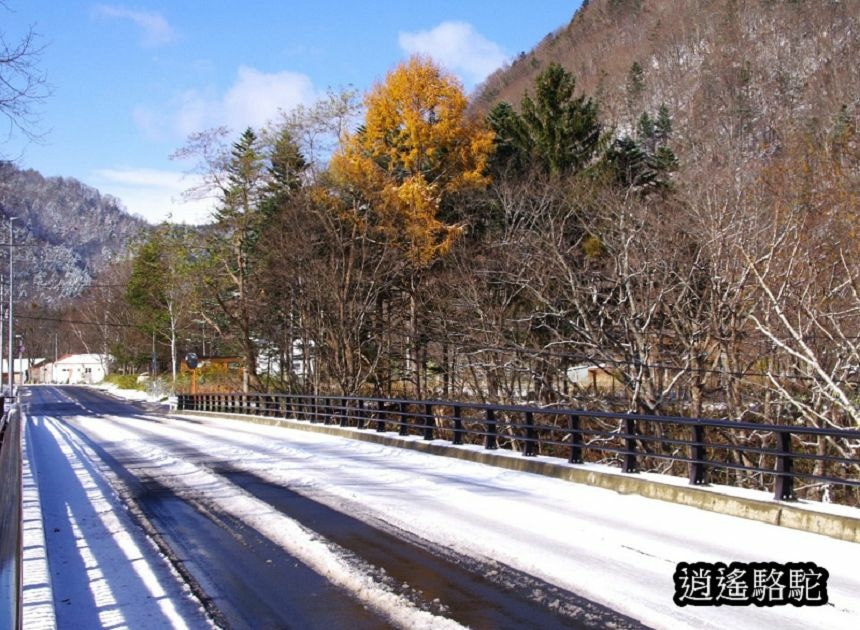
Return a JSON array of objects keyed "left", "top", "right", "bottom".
[
  {"left": 36, "top": 354, "right": 110, "bottom": 385},
  {"left": 1, "top": 358, "right": 42, "bottom": 386}
]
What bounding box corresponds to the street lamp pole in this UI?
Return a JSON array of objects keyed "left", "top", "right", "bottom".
[{"left": 7, "top": 217, "right": 16, "bottom": 396}]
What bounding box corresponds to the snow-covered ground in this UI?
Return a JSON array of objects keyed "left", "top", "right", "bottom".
[
  {"left": 20, "top": 385, "right": 860, "bottom": 629},
  {"left": 21, "top": 399, "right": 214, "bottom": 629}
]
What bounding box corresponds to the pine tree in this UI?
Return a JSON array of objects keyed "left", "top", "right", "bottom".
[
  {"left": 220, "top": 128, "right": 266, "bottom": 223},
  {"left": 655, "top": 103, "right": 672, "bottom": 142},
  {"left": 626, "top": 61, "right": 645, "bottom": 107},
  {"left": 637, "top": 111, "right": 655, "bottom": 151},
  {"left": 637, "top": 111, "right": 655, "bottom": 139},
  {"left": 212, "top": 127, "right": 307, "bottom": 390},
  {"left": 265, "top": 127, "right": 307, "bottom": 213},
  {"left": 488, "top": 62, "right": 601, "bottom": 177},
  {"left": 486, "top": 101, "right": 529, "bottom": 175},
  {"left": 606, "top": 135, "right": 653, "bottom": 189},
  {"left": 126, "top": 225, "right": 198, "bottom": 385}
]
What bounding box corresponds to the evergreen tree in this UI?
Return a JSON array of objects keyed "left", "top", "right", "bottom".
[
  {"left": 488, "top": 62, "right": 601, "bottom": 177},
  {"left": 637, "top": 111, "right": 655, "bottom": 151},
  {"left": 607, "top": 103, "right": 678, "bottom": 194},
  {"left": 655, "top": 103, "right": 672, "bottom": 142},
  {"left": 637, "top": 111, "right": 655, "bottom": 139},
  {"left": 265, "top": 126, "right": 307, "bottom": 214},
  {"left": 219, "top": 127, "right": 266, "bottom": 224},
  {"left": 126, "top": 225, "right": 198, "bottom": 385},
  {"left": 486, "top": 101, "right": 529, "bottom": 175},
  {"left": 209, "top": 127, "right": 308, "bottom": 390},
  {"left": 626, "top": 61, "right": 645, "bottom": 107},
  {"left": 652, "top": 145, "right": 679, "bottom": 175},
  {"left": 605, "top": 135, "right": 654, "bottom": 189}
]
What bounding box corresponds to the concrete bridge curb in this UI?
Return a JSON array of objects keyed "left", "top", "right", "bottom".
[{"left": 178, "top": 409, "right": 860, "bottom": 544}]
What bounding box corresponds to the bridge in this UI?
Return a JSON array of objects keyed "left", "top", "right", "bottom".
[{"left": 2, "top": 385, "right": 859, "bottom": 629}]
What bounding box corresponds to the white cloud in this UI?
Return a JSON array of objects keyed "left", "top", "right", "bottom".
[
  {"left": 172, "top": 89, "right": 214, "bottom": 138},
  {"left": 135, "top": 66, "right": 319, "bottom": 141},
  {"left": 398, "top": 21, "right": 508, "bottom": 88},
  {"left": 94, "top": 5, "right": 177, "bottom": 47},
  {"left": 223, "top": 66, "right": 317, "bottom": 131},
  {"left": 92, "top": 168, "right": 214, "bottom": 225}
]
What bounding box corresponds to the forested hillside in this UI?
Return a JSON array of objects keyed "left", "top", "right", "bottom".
[
  {"left": 0, "top": 162, "right": 148, "bottom": 305},
  {"left": 474, "top": 0, "right": 858, "bottom": 172}
]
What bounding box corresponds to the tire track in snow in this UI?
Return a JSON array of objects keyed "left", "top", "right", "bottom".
[
  {"left": 56, "top": 413, "right": 467, "bottom": 630},
  {"left": 71, "top": 407, "right": 646, "bottom": 629}
]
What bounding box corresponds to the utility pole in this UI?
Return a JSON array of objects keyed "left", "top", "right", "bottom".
[
  {"left": 0, "top": 280, "right": 4, "bottom": 391},
  {"left": 7, "top": 217, "right": 16, "bottom": 396},
  {"left": 151, "top": 330, "right": 157, "bottom": 376}
]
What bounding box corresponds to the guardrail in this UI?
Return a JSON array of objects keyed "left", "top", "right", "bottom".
[
  {"left": 0, "top": 404, "right": 21, "bottom": 630},
  {"left": 177, "top": 392, "right": 860, "bottom": 504}
]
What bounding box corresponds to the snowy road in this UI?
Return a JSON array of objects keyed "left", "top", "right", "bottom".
[{"left": 19, "top": 385, "right": 860, "bottom": 629}]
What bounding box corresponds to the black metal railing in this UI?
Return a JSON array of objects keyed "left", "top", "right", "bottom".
[
  {"left": 176, "top": 392, "right": 860, "bottom": 503},
  {"left": 0, "top": 406, "right": 21, "bottom": 630}
]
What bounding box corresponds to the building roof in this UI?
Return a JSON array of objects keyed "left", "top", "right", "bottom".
[{"left": 54, "top": 354, "right": 109, "bottom": 365}]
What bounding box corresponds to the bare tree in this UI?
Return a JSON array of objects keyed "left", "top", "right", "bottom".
[
  {"left": 0, "top": 3, "right": 49, "bottom": 148},
  {"left": 258, "top": 186, "right": 404, "bottom": 396}
]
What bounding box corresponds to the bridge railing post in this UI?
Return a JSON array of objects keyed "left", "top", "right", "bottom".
[
  {"left": 774, "top": 430, "right": 795, "bottom": 501},
  {"left": 452, "top": 406, "right": 464, "bottom": 445},
  {"left": 523, "top": 411, "right": 538, "bottom": 456},
  {"left": 376, "top": 401, "right": 386, "bottom": 432},
  {"left": 357, "top": 399, "right": 366, "bottom": 429},
  {"left": 623, "top": 417, "right": 638, "bottom": 473},
  {"left": 339, "top": 398, "right": 349, "bottom": 427},
  {"left": 568, "top": 414, "right": 583, "bottom": 463},
  {"left": 484, "top": 408, "right": 498, "bottom": 450},
  {"left": 398, "top": 401, "right": 409, "bottom": 436},
  {"left": 689, "top": 423, "right": 707, "bottom": 485},
  {"left": 423, "top": 403, "right": 434, "bottom": 440}
]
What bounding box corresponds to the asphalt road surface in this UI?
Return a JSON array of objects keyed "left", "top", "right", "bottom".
[{"left": 22, "top": 385, "right": 645, "bottom": 629}]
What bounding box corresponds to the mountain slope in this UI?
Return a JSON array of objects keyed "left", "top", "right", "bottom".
[
  {"left": 0, "top": 162, "right": 149, "bottom": 304},
  {"left": 474, "top": 0, "right": 859, "bottom": 171}
]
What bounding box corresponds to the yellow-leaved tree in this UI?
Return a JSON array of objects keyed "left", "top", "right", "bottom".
[
  {"left": 331, "top": 55, "right": 494, "bottom": 266},
  {"left": 330, "top": 55, "right": 494, "bottom": 396}
]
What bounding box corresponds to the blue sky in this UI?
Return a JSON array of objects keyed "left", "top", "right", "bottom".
[{"left": 3, "top": 1, "right": 581, "bottom": 224}]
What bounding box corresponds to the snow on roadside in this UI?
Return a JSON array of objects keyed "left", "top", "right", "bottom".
[
  {"left": 22, "top": 411, "right": 215, "bottom": 630},
  {"left": 20, "top": 426, "right": 56, "bottom": 630},
  {"left": 90, "top": 381, "right": 171, "bottom": 405},
  {"left": 50, "top": 411, "right": 468, "bottom": 629}
]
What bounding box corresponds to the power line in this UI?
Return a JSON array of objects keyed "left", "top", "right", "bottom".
[{"left": 15, "top": 313, "right": 141, "bottom": 329}]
